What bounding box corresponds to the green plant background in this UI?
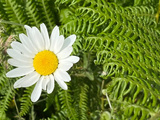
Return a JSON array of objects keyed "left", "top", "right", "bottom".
[{"left": 0, "top": 0, "right": 160, "bottom": 119}]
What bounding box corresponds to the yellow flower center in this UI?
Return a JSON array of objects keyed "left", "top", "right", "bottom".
[{"left": 33, "top": 50, "right": 58, "bottom": 76}]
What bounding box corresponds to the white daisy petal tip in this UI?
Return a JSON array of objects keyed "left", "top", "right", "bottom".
[
  {"left": 57, "top": 46, "right": 73, "bottom": 59},
  {"left": 40, "top": 23, "right": 45, "bottom": 26},
  {"left": 6, "top": 67, "right": 34, "bottom": 78},
  {"left": 31, "top": 78, "right": 43, "bottom": 102},
  {"left": 6, "top": 49, "right": 11, "bottom": 55},
  {"left": 74, "top": 56, "right": 80, "bottom": 63},
  {"left": 6, "top": 71, "right": 17, "bottom": 78},
  {"left": 40, "top": 23, "right": 47, "bottom": 30},
  {"left": 24, "top": 25, "right": 31, "bottom": 29},
  {"left": 50, "top": 25, "right": 59, "bottom": 36},
  {"left": 13, "top": 83, "right": 21, "bottom": 88},
  {"left": 6, "top": 72, "right": 10, "bottom": 78},
  {"left": 70, "top": 34, "right": 76, "bottom": 41},
  {"left": 63, "top": 86, "right": 68, "bottom": 90},
  {"left": 50, "top": 25, "right": 59, "bottom": 38},
  {"left": 54, "top": 25, "right": 59, "bottom": 30}
]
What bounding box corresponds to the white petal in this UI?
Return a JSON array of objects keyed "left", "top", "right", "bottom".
[
  {"left": 32, "top": 27, "right": 45, "bottom": 50},
  {"left": 11, "top": 41, "right": 25, "bottom": 54},
  {"left": 47, "top": 74, "right": 55, "bottom": 94},
  {"left": 19, "top": 34, "right": 37, "bottom": 55},
  {"left": 57, "top": 47, "right": 73, "bottom": 59},
  {"left": 42, "top": 76, "right": 50, "bottom": 90},
  {"left": 54, "top": 72, "right": 68, "bottom": 90},
  {"left": 7, "top": 49, "right": 32, "bottom": 62},
  {"left": 54, "top": 35, "right": 64, "bottom": 54},
  {"left": 58, "top": 62, "right": 73, "bottom": 71},
  {"left": 24, "top": 25, "right": 32, "bottom": 38},
  {"left": 11, "top": 41, "right": 34, "bottom": 58},
  {"left": 54, "top": 69, "right": 71, "bottom": 82},
  {"left": 30, "top": 28, "right": 41, "bottom": 51},
  {"left": 60, "top": 34, "right": 76, "bottom": 51},
  {"left": 24, "top": 25, "right": 40, "bottom": 51},
  {"left": 8, "top": 58, "right": 33, "bottom": 67},
  {"left": 19, "top": 72, "right": 40, "bottom": 88},
  {"left": 40, "top": 23, "right": 50, "bottom": 50},
  {"left": 31, "top": 76, "right": 44, "bottom": 102},
  {"left": 50, "top": 26, "right": 59, "bottom": 51},
  {"left": 14, "top": 76, "right": 26, "bottom": 88},
  {"left": 6, "top": 67, "right": 34, "bottom": 78},
  {"left": 59, "top": 56, "right": 80, "bottom": 63},
  {"left": 14, "top": 71, "right": 40, "bottom": 88}
]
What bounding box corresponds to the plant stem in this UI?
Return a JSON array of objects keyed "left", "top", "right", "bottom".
[
  {"left": 106, "top": 92, "right": 113, "bottom": 110},
  {"left": 13, "top": 97, "right": 24, "bottom": 120}
]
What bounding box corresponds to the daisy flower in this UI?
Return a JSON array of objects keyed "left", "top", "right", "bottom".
[{"left": 6, "top": 23, "right": 79, "bottom": 102}]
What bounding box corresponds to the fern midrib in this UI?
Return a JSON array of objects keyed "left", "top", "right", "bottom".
[
  {"left": 0, "top": 73, "right": 6, "bottom": 86},
  {"left": 8, "top": 0, "right": 25, "bottom": 33},
  {"left": 19, "top": 86, "right": 33, "bottom": 116},
  {"left": 41, "top": 0, "right": 53, "bottom": 29},
  {"left": 64, "top": 90, "right": 77, "bottom": 120},
  {"left": 79, "top": 85, "right": 88, "bottom": 120},
  {"left": 0, "top": 87, "right": 15, "bottom": 113},
  {"left": 26, "top": 1, "right": 39, "bottom": 27}
]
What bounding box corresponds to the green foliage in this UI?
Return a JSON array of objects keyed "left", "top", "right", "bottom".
[
  {"left": 0, "top": 80, "right": 15, "bottom": 116},
  {"left": 25, "top": 0, "right": 42, "bottom": 27},
  {"left": 58, "top": 87, "right": 79, "bottom": 120},
  {"left": 79, "top": 84, "right": 89, "bottom": 120},
  {"left": 0, "top": 0, "right": 160, "bottom": 119},
  {"left": 0, "top": 0, "right": 26, "bottom": 33},
  {"left": 19, "top": 86, "right": 33, "bottom": 116},
  {"left": 37, "top": 0, "right": 56, "bottom": 31}
]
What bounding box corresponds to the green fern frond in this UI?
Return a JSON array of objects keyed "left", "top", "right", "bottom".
[
  {"left": 76, "top": 2, "right": 158, "bottom": 35},
  {"left": 61, "top": 1, "right": 159, "bottom": 55},
  {"left": 79, "top": 84, "right": 89, "bottom": 120},
  {"left": 25, "top": 0, "right": 42, "bottom": 27},
  {"left": 1, "top": 0, "right": 27, "bottom": 33},
  {"left": 0, "top": 83, "right": 16, "bottom": 116},
  {"left": 19, "top": 86, "right": 34, "bottom": 116},
  {"left": 0, "top": 67, "right": 7, "bottom": 87},
  {"left": 55, "top": 0, "right": 82, "bottom": 7},
  {"left": 0, "top": 1, "right": 12, "bottom": 34},
  {"left": 112, "top": 99, "right": 154, "bottom": 120},
  {"left": 83, "top": 36, "right": 111, "bottom": 52},
  {"left": 58, "top": 87, "right": 78, "bottom": 120},
  {"left": 55, "top": 0, "right": 71, "bottom": 5},
  {"left": 102, "top": 76, "right": 160, "bottom": 119},
  {"left": 134, "top": 0, "right": 159, "bottom": 6},
  {"left": 67, "top": 1, "right": 160, "bottom": 119},
  {"left": 95, "top": 34, "right": 160, "bottom": 84},
  {"left": 55, "top": 110, "right": 68, "bottom": 120},
  {"left": 61, "top": 18, "right": 96, "bottom": 35},
  {"left": 37, "top": 0, "right": 55, "bottom": 31},
  {"left": 124, "top": 6, "right": 157, "bottom": 27}
]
